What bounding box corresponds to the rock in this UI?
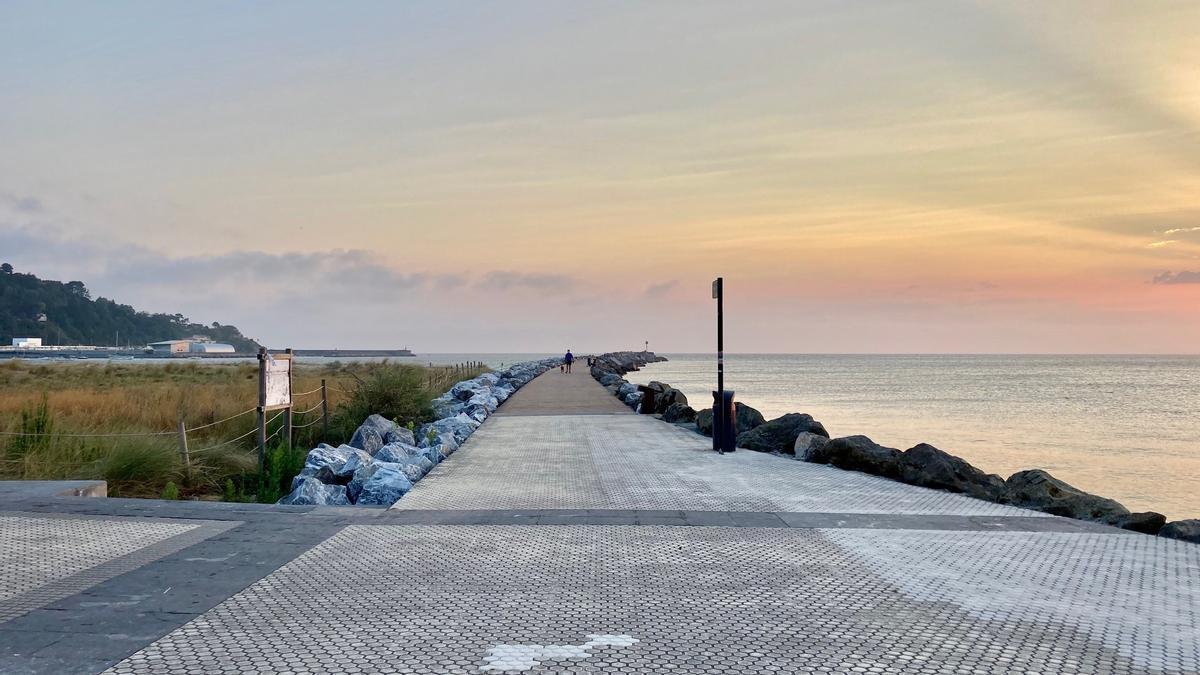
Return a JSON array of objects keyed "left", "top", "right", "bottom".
[
  {"left": 419, "top": 413, "right": 478, "bottom": 446},
  {"left": 468, "top": 391, "right": 500, "bottom": 414},
  {"left": 303, "top": 443, "right": 356, "bottom": 474},
  {"left": 821, "top": 435, "right": 903, "bottom": 479},
  {"left": 734, "top": 403, "right": 766, "bottom": 433},
  {"left": 794, "top": 432, "right": 831, "bottom": 462},
  {"left": 277, "top": 476, "right": 351, "bottom": 506},
  {"left": 359, "top": 413, "right": 400, "bottom": 437},
  {"left": 290, "top": 464, "right": 337, "bottom": 490},
  {"left": 419, "top": 431, "right": 458, "bottom": 452},
  {"left": 348, "top": 425, "right": 385, "bottom": 455},
  {"left": 375, "top": 442, "right": 421, "bottom": 464},
  {"left": 383, "top": 427, "right": 416, "bottom": 446},
  {"left": 599, "top": 373, "right": 622, "bottom": 387},
  {"left": 736, "top": 413, "right": 828, "bottom": 453},
  {"left": 332, "top": 448, "right": 373, "bottom": 480},
  {"left": 1115, "top": 512, "right": 1166, "bottom": 535},
  {"left": 616, "top": 382, "right": 637, "bottom": 399},
  {"left": 450, "top": 379, "right": 487, "bottom": 401},
  {"left": 354, "top": 465, "right": 414, "bottom": 506},
  {"left": 1159, "top": 519, "right": 1200, "bottom": 543},
  {"left": 695, "top": 408, "right": 713, "bottom": 436},
  {"left": 896, "top": 443, "right": 1005, "bottom": 500},
  {"left": 431, "top": 394, "right": 465, "bottom": 419},
  {"left": 623, "top": 391, "right": 642, "bottom": 407},
  {"left": 1003, "top": 470, "right": 1130, "bottom": 523},
  {"left": 662, "top": 403, "right": 697, "bottom": 424}
]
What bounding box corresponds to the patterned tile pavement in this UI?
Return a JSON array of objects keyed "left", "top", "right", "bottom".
[
  {"left": 396, "top": 414, "right": 1050, "bottom": 517},
  {"left": 106, "top": 524, "right": 1200, "bottom": 674},
  {"left": 0, "top": 513, "right": 209, "bottom": 623}
]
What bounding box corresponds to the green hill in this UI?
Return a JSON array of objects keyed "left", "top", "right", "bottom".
[{"left": 0, "top": 263, "right": 260, "bottom": 352}]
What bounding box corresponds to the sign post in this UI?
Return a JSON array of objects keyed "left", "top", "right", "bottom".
[{"left": 257, "top": 348, "right": 293, "bottom": 472}]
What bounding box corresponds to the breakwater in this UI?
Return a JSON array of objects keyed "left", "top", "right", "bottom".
[
  {"left": 589, "top": 351, "right": 1200, "bottom": 544},
  {"left": 277, "top": 357, "right": 562, "bottom": 505}
]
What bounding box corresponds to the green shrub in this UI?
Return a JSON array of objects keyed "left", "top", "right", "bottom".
[
  {"left": 161, "top": 481, "right": 180, "bottom": 500},
  {"left": 329, "top": 364, "right": 435, "bottom": 441},
  {"left": 257, "top": 441, "right": 306, "bottom": 503}
]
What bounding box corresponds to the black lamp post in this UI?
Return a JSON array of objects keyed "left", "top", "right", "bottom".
[{"left": 712, "top": 278, "right": 736, "bottom": 453}]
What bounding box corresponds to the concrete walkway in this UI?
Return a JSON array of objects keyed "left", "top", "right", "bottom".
[{"left": 0, "top": 371, "right": 1197, "bottom": 674}]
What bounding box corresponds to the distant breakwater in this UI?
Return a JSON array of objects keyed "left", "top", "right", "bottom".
[{"left": 589, "top": 351, "right": 1200, "bottom": 545}]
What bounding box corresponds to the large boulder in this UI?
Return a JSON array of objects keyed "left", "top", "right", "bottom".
[
  {"left": 290, "top": 464, "right": 336, "bottom": 490},
  {"left": 896, "top": 443, "right": 1005, "bottom": 500},
  {"left": 383, "top": 427, "right": 416, "bottom": 446},
  {"left": 348, "top": 425, "right": 385, "bottom": 455},
  {"left": 598, "top": 373, "right": 622, "bottom": 387},
  {"left": 419, "top": 413, "right": 478, "bottom": 446},
  {"left": 1114, "top": 512, "right": 1166, "bottom": 535},
  {"left": 823, "top": 435, "right": 903, "bottom": 479},
  {"left": 623, "top": 391, "right": 642, "bottom": 408},
  {"left": 736, "top": 413, "right": 829, "bottom": 453},
  {"left": 303, "top": 444, "right": 356, "bottom": 474},
  {"left": 332, "top": 448, "right": 373, "bottom": 480},
  {"left": 354, "top": 465, "right": 414, "bottom": 506},
  {"left": 359, "top": 413, "right": 400, "bottom": 437},
  {"left": 662, "top": 403, "right": 697, "bottom": 424},
  {"left": 616, "top": 382, "right": 638, "bottom": 399},
  {"left": 794, "top": 432, "right": 831, "bottom": 462},
  {"left": 1159, "top": 519, "right": 1200, "bottom": 544},
  {"left": 375, "top": 442, "right": 420, "bottom": 464},
  {"left": 734, "top": 403, "right": 767, "bottom": 433},
  {"left": 1003, "top": 470, "right": 1130, "bottom": 523},
  {"left": 277, "top": 476, "right": 351, "bottom": 506},
  {"left": 695, "top": 408, "right": 713, "bottom": 436}
]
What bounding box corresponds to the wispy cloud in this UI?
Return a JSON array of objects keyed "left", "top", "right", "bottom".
[
  {"left": 475, "top": 271, "right": 576, "bottom": 293},
  {"left": 644, "top": 280, "right": 677, "bottom": 298},
  {"left": 1163, "top": 226, "right": 1200, "bottom": 236},
  {"left": 1152, "top": 271, "right": 1200, "bottom": 285},
  {"left": 1147, "top": 240, "right": 1178, "bottom": 248}
]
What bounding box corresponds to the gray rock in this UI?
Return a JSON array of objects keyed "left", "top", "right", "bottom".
[
  {"left": 662, "top": 403, "right": 697, "bottom": 424},
  {"left": 431, "top": 394, "right": 465, "bottom": 419},
  {"left": 348, "top": 425, "right": 384, "bottom": 455},
  {"left": 303, "top": 444, "right": 356, "bottom": 474},
  {"left": 375, "top": 442, "right": 421, "bottom": 464},
  {"left": 599, "top": 373, "right": 622, "bottom": 387},
  {"left": 734, "top": 403, "right": 766, "bottom": 433},
  {"left": 468, "top": 391, "right": 499, "bottom": 413},
  {"left": 1159, "top": 519, "right": 1200, "bottom": 543},
  {"left": 277, "top": 476, "right": 350, "bottom": 506},
  {"left": 354, "top": 465, "right": 414, "bottom": 506},
  {"left": 616, "top": 382, "right": 638, "bottom": 399},
  {"left": 1003, "top": 470, "right": 1130, "bottom": 523},
  {"left": 1114, "top": 511, "right": 1166, "bottom": 535},
  {"left": 695, "top": 408, "right": 713, "bottom": 436},
  {"left": 290, "top": 464, "right": 337, "bottom": 490},
  {"left": 794, "top": 432, "right": 831, "bottom": 462},
  {"left": 383, "top": 427, "right": 416, "bottom": 446},
  {"left": 823, "top": 435, "right": 903, "bottom": 479},
  {"left": 896, "top": 443, "right": 1005, "bottom": 500},
  {"left": 736, "top": 413, "right": 829, "bottom": 453},
  {"left": 623, "top": 391, "right": 642, "bottom": 407},
  {"left": 359, "top": 413, "right": 400, "bottom": 438},
  {"left": 332, "top": 448, "right": 373, "bottom": 480}
]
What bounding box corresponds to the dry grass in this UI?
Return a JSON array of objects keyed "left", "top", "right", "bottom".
[{"left": 0, "top": 359, "right": 486, "bottom": 499}]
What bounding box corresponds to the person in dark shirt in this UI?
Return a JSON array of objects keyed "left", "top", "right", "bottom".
[{"left": 564, "top": 349, "right": 574, "bottom": 373}]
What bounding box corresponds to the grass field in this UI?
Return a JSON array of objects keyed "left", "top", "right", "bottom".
[{"left": 0, "top": 359, "right": 484, "bottom": 500}]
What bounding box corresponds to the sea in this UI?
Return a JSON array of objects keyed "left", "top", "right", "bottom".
[{"left": 624, "top": 354, "right": 1199, "bottom": 521}]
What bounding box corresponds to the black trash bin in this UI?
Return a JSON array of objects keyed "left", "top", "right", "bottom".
[
  {"left": 711, "top": 389, "right": 736, "bottom": 453},
  {"left": 636, "top": 385, "right": 657, "bottom": 414}
]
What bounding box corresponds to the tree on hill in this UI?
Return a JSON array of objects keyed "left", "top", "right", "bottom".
[{"left": 0, "top": 263, "right": 260, "bottom": 352}]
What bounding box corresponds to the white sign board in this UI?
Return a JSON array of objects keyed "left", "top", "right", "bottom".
[{"left": 264, "top": 356, "right": 292, "bottom": 409}]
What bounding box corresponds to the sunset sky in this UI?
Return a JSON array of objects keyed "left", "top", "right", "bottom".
[{"left": 3, "top": 1, "right": 1200, "bottom": 352}]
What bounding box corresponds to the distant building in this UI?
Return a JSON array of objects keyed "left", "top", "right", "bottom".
[
  {"left": 12, "top": 337, "right": 42, "bottom": 348},
  {"left": 148, "top": 339, "right": 235, "bottom": 355}
]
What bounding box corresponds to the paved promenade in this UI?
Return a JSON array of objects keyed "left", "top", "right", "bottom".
[{"left": 0, "top": 370, "right": 1197, "bottom": 674}]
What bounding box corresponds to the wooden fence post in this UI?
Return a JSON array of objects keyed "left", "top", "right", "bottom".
[
  {"left": 256, "top": 347, "right": 267, "bottom": 472},
  {"left": 282, "top": 348, "right": 294, "bottom": 449},
  {"left": 320, "top": 378, "right": 329, "bottom": 441},
  {"left": 176, "top": 417, "right": 190, "bottom": 471}
]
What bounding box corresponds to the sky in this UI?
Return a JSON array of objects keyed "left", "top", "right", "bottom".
[{"left": 2, "top": 1, "right": 1200, "bottom": 353}]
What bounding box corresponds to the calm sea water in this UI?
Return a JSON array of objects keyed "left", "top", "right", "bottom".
[{"left": 627, "top": 354, "right": 1200, "bottom": 521}]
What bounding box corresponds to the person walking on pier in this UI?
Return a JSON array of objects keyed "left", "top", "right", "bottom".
[{"left": 564, "top": 349, "right": 574, "bottom": 373}]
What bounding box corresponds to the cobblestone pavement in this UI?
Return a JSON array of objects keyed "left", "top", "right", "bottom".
[
  {"left": 107, "top": 524, "right": 1200, "bottom": 675},
  {"left": 3, "top": 370, "right": 1198, "bottom": 673},
  {"left": 397, "top": 414, "right": 1049, "bottom": 516}
]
